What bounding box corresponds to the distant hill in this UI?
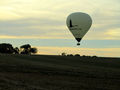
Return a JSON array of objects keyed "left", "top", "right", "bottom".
[{"left": 0, "top": 55, "right": 120, "bottom": 90}]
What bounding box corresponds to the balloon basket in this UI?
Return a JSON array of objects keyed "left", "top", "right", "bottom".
[{"left": 77, "top": 43, "right": 80, "bottom": 46}]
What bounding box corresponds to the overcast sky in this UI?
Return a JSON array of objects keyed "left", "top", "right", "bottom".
[{"left": 0, "top": 0, "right": 120, "bottom": 57}]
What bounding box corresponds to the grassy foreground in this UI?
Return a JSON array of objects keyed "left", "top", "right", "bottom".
[{"left": 0, "top": 55, "right": 120, "bottom": 90}]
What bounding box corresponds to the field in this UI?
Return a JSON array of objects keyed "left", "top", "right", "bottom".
[{"left": 0, "top": 55, "right": 120, "bottom": 90}]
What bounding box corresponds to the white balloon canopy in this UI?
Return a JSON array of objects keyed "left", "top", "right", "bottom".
[{"left": 66, "top": 12, "right": 92, "bottom": 45}]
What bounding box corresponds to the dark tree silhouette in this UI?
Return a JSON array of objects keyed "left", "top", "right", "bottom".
[
  {"left": 61, "top": 52, "right": 66, "bottom": 56},
  {"left": 20, "top": 44, "right": 37, "bottom": 54},
  {"left": 20, "top": 44, "right": 31, "bottom": 49},
  {"left": 30, "top": 48, "right": 37, "bottom": 54},
  {"left": 20, "top": 44, "right": 31, "bottom": 54},
  {"left": 0, "top": 43, "right": 37, "bottom": 55},
  {"left": 0, "top": 43, "right": 14, "bottom": 54},
  {"left": 14, "top": 47, "right": 19, "bottom": 54},
  {"left": 67, "top": 54, "right": 73, "bottom": 56},
  {"left": 75, "top": 54, "right": 80, "bottom": 56}
]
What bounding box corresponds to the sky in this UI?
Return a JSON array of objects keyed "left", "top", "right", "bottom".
[{"left": 0, "top": 0, "right": 120, "bottom": 57}]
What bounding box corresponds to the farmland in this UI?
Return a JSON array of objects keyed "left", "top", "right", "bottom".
[{"left": 0, "top": 55, "right": 120, "bottom": 90}]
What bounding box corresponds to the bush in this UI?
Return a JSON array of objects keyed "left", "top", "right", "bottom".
[
  {"left": 74, "top": 54, "right": 80, "bottom": 56},
  {"left": 67, "top": 54, "right": 73, "bottom": 56},
  {"left": 61, "top": 52, "right": 66, "bottom": 56}
]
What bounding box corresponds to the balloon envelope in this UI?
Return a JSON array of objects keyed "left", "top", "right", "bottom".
[{"left": 66, "top": 12, "right": 92, "bottom": 43}]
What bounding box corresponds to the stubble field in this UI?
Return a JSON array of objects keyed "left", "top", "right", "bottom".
[{"left": 0, "top": 55, "right": 120, "bottom": 90}]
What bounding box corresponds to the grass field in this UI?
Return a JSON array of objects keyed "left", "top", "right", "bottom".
[{"left": 0, "top": 55, "right": 120, "bottom": 90}]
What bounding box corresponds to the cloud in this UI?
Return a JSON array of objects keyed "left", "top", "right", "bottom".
[
  {"left": 105, "top": 29, "right": 120, "bottom": 37},
  {"left": 104, "top": 28, "right": 120, "bottom": 40},
  {"left": 0, "top": 34, "right": 72, "bottom": 39},
  {"left": 0, "top": 0, "right": 120, "bottom": 40},
  {"left": 0, "top": 17, "right": 72, "bottom": 39},
  {"left": 0, "top": 6, "right": 23, "bottom": 20}
]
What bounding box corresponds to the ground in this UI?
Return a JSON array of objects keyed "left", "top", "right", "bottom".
[{"left": 0, "top": 55, "right": 120, "bottom": 90}]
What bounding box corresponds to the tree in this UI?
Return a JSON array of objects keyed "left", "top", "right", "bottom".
[
  {"left": 0, "top": 43, "right": 37, "bottom": 55},
  {"left": 61, "top": 52, "right": 66, "bottom": 56},
  {"left": 20, "top": 44, "right": 37, "bottom": 54},
  {"left": 67, "top": 54, "right": 73, "bottom": 56},
  {"left": 30, "top": 48, "right": 37, "bottom": 54},
  {"left": 75, "top": 54, "right": 80, "bottom": 56},
  {"left": 20, "top": 44, "right": 31, "bottom": 54},
  {"left": 13, "top": 47, "right": 19, "bottom": 54},
  {"left": 0, "top": 43, "right": 14, "bottom": 54},
  {"left": 20, "top": 44, "right": 31, "bottom": 49}
]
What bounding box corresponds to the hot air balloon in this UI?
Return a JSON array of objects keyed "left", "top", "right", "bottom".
[{"left": 66, "top": 12, "right": 92, "bottom": 46}]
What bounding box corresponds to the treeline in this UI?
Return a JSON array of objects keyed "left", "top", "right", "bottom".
[
  {"left": 61, "top": 52, "right": 97, "bottom": 58},
  {"left": 0, "top": 43, "right": 37, "bottom": 54}
]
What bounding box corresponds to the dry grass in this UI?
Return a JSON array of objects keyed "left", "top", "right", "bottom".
[{"left": 0, "top": 55, "right": 120, "bottom": 90}]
